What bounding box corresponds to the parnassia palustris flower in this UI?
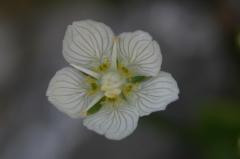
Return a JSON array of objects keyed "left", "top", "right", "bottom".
[{"left": 46, "top": 20, "right": 179, "bottom": 140}]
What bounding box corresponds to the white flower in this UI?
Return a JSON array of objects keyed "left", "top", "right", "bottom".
[{"left": 46, "top": 20, "right": 179, "bottom": 140}]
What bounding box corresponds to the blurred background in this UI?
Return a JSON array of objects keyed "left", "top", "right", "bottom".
[{"left": 0, "top": 0, "right": 239, "bottom": 158}]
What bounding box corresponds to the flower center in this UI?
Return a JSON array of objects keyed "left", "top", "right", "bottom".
[{"left": 101, "top": 72, "right": 125, "bottom": 98}]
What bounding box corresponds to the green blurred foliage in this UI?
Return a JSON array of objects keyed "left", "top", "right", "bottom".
[
  {"left": 197, "top": 100, "right": 240, "bottom": 159},
  {"left": 237, "top": 32, "right": 240, "bottom": 51},
  {"left": 143, "top": 100, "right": 240, "bottom": 159}
]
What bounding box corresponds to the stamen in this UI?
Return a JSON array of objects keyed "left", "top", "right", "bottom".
[
  {"left": 96, "top": 58, "right": 110, "bottom": 72},
  {"left": 85, "top": 76, "right": 99, "bottom": 95},
  {"left": 111, "top": 37, "right": 118, "bottom": 69},
  {"left": 122, "top": 83, "right": 135, "bottom": 97},
  {"left": 84, "top": 93, "right": 104, "bottom": 113},
  {"left": 71, "top": 63, "right": 99, "bottom": 79},
  {"left": 118, "top": 63, "right": 132, "bottom": 77}
]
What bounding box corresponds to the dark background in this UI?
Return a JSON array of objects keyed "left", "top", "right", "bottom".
[{"left": 0, "top": 0, "right": 239, "bottom": 159}]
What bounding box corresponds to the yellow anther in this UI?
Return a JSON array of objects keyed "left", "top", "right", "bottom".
[
  {"left": 96, "top": 58, "right": 110, "bottom": 72},
  {"left": 85, "top": 76, "right": 96, "bottom": 83},
  {"left": 85, "top": 76, "right": 99, "bottom": 95},
  {"left": 117, "top": 63, "right": 132, "bottom": 77},
  {"left": 90, "top": 83, "right": 98, "bottom": 90},
  {"left": 122, "top": 83, "right": 136, "bottom": 97},
  {"left": 104, "top": 96, "right": 122, "bottom": 106}
]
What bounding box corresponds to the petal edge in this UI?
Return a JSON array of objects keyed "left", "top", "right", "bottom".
[
  {"left": 83, "top": 103, "right": 139, "bottom": 140},
  {"left": 117, "top": 30, "right": 162, "bottom": 76},
  {"left": 132, "top": 71, "right": 179, "bottom": 116},
  {"left": 46, "top": 67, "right": 94, "bottom": 118},
  {"left": 63, "top": 20, "right": 114, "bottom": 72}
]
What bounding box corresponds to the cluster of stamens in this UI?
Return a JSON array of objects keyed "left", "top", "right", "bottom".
[{"left": 85, "top": 58, "right": 136, "bottom": 105}]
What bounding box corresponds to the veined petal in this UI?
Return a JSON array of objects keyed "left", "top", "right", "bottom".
[
  {"left": 132, "top": 71, "right": 179, "bottom": 116},
  {"left": 83, "top": 102, "right": 139, "bottom": 140},
  {"left": 63, "top": 20, "right": 114, "bottom": 73},
  {"left": 118, "top": 30, "right": 162, "bottom": 76},
  {"left": 46, "top": 67, "right": 94, "bottom": 118}
]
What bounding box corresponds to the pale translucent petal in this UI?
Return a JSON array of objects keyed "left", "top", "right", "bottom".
[
  {"left": 118, "top": 30, "right": 162, "bottom": 76},
  {"left": 63, "top": 20, "right": 114, "bottom": 71},
  {"left": 132, "top": 71, "right": 179, "bottom": 116},
  {"left": 46, "top": 67, "right": 94, "bottom": 118},
  {"left": 83, "top": 102, "right": 139, "bottom": 140}
]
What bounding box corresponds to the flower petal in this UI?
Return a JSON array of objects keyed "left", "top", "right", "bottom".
[
  {"left": 132, "top": 71, "right": 179, "bottom": 116},
  {"left": 63, "top": 20, "right": 114, "bottom": 71},
  {"left": 118, "top": 30, "right": 162, "bottom": 76},
  {"left": 83, "top": 102, "right": 139, "bottom": 140},
  {"left": 46, "top": 67, "right": 94, "bottom": 118}
]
